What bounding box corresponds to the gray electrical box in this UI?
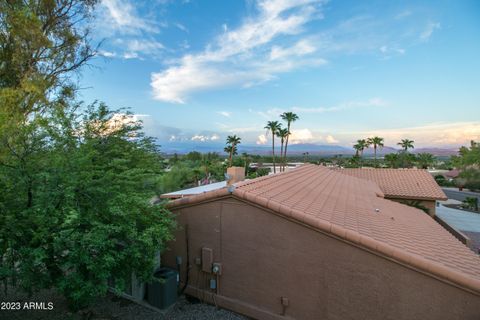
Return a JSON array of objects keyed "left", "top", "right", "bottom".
[{"left": 147, "top": 268, "right": 178, "bottom": 309}]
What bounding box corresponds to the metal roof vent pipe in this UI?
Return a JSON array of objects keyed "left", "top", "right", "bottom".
[{"left": 226, "top": 166, "right": 245, "bottom": 187}]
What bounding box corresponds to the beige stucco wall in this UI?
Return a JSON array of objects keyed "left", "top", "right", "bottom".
[{"left": 162, "top": 197, "right": 480, "bottom": 320}]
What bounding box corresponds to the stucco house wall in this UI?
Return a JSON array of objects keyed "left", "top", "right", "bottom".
[{"left": 162, "top": 197, "right": 480, "bottom": 320}]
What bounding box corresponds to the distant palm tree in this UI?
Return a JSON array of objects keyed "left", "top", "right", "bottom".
[
  {"left": 416, "top": 152, "right": 435, "bottom": 169},
  {"left": 225, "top": 135, "right": 241, "bottom": 167},
  {"left": 280, "top": 112, "right": 299, "bottom": 171},
  {"left": 224, "top": 145, "right": 238, "bottom": 167},
  {"left": 356, "top": 139, "right": 369, "bottom": 157},
  {"left": 302, "top": 152, "right": 310, "bottom": 163},
  {"left": 276, "top": 128, "right": 289, "bottom": 172},
  {"left": 265, "top": 121, "right": 282, "bottom": 173},
  {"left": 241, "top": 152, "right": 251, "bottom": 175},
  {"left": 367, "top": 136, "right": 384, "bottom": 166},
  {"left": 398, "top": 139, "right": 414, "bottom": 152}
]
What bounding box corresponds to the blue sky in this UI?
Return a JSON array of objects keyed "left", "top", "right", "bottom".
[{"left": 79, "top": 0, "right": 480, "bottom": 149}]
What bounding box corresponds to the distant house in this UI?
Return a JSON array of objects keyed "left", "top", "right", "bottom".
[
  {"left": 162, "top": 165, "right": 480, "bottom": 320},
  {"left": 444, "top": 168, "right": 461, "bottom": 180},
  {"left": 336, "top": 168, "right": 447, "bottom": 216}
]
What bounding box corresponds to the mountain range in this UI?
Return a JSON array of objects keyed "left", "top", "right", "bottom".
[{"left": 158, "top": 141, "right": 459, "bottom": 157}]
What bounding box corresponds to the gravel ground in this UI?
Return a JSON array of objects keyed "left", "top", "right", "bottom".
[{"left": 0, "top": 286, "right": 248, "bottom": 320}]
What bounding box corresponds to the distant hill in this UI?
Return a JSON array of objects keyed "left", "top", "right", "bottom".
[
  {"left": 158, "top": 141, "right": 459, "bottom": 157},
  {"left": 412, "top": 148, "right": 459, "bottom": 156},
  {"left": 159, "top": 142, "right": 353, "bottom": 156}
]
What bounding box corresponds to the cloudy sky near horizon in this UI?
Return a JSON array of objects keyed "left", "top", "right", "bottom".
[{"left": 79, "top": 0, "right": 480, "bottom": 149}]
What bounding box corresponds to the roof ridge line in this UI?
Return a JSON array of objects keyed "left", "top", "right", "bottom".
[{"left": 235, "top": 164, "right": 314, "bottom": 188}]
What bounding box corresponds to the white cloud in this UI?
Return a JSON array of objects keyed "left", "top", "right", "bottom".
[
  {"left": 123, "top": 39, "right": 165, "bottom": 58},
  {"left": 123, "top": 52, "right": 139, "bottom": 59},
  {"left": 191, "top": 135, "right": 208, "bottom": 142},
  {"left": 256, "top": 134, "right": 268, "bottom": 145},
  {"left": 395, "top": 10, "right": 412, "bottom": 20},
  {"left": 289, "top": 129, "right": 315, "bottom": 144},
  {"left": 254, "top": 107, "right": 286, "bottom": 119},
  {"left": 151, "top": 0, "right": 326, "bottom": 103},
  {"left": 325, "top": 134, "right": 339, "bottom": 144},
  {"left": 94, "top": 1, "right": 167, "bottom": 60},
  {"left": 98, "top": 0, "right": 159, "bottom": 35},
  {"left": 191, "top": 134, "right": 222, "bottom": 142},
  {"left": 175, "top": 23, "right": 189, "bottom": 33},
  {"left": 217, "top": 111, "right": 232, "bottom": 117},
  {"left": 358, "top": 122, "right": 480, "bottom": 148},
  {"left": 292, "top": 97, "right": 388, "bottom": 113},
  {"left": 420, "top": 22, "right": 440, "bottom": 41},
  {"left": 98, "top": 50, "right": 117, "bottom": 57},
  {"left": 270, "top": 39, "right": 316, "bottom": 60}
]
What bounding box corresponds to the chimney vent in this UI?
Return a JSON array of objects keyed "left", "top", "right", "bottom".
[{"left": 226, "top": 166, "right": 245, "bottom": 186}]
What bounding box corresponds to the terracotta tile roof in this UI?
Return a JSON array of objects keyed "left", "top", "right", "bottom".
[
  {"left": 166, "top": 165, "right": 480, "bottom": 294},
  {"left": 336, "top": 168, "right": 447, "bottom": 200}
]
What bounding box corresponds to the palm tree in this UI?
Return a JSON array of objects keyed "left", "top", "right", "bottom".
[
  {"left": 264, "top": 121, "right": 282, "bottom": 173},
  {"left": 353, "top": 143, "right": 362, "bottom": 157},
  {"left": 398, "top": 139, "right": 414, "bottom": 152},
  {"left": 225, "top": 135, "right": 241, "bottom": 167},
  {"left": 276, "top": 128, "right": 289, "bottom": 172},
  {"left": 356, "top": 139, "right": 369, "bottom": 157},
  {"left": 302, "top": 152, "right": 310, "bottom": 163},
  {"left": 224, "top": 145, "right": 238, "bottom": 167},
  {"left": 241, "top": 152, "right": 251, "bottom": 175},
  {"left": 367, "top": 136, "right": 384, "bottom": 166},
  {"left": 280, "top": 112, "right": 299, "bottom": 171},
  {"left": 416, "top": 153, "right": 435, "bottom": 169}
]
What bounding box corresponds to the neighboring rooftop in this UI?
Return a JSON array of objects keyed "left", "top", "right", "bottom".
[
  {"left": 161, "top": 181, "right": 226, "bottom": 199},
  {"left": 336, "top": 167, "right": 447, "bottom": 201},
  {"left": 167, "top": 164, "right": 480, "bottom": 293}
]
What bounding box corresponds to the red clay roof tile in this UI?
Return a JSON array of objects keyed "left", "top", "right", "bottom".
[
  {"left": 167, "top": 164, "right": 480, "bottom": 294},
  {"left": 336, "top": 168, "right": 447, "bottom": 200}
]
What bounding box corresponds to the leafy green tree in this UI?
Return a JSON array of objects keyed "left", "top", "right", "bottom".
[
  {"left": 280, "top": 112, "right": 298, "bottom": 170},
  {"left": 0, "top": 0, "right": 97, "bottom": 117},
  {"left": 416, "top": 153, "right": 435, "bottom": 169},
  {"left": 1, "top": 103, "right": 175, "bottom": 310},
  {"left": 451, "top": 141, "right": 480, "bottom": 191},
  {"left": 265, "top": 121, "right": 282, "bottom": 173},
  {"left": 384, "top": 153, "right": 399, "bottom": 168},
  {"left": 367, "top": 136, "right": 384, "bottom": 166},
  {"left": 434, "top": 174, "right": 448, "bottom": 186},
  {"left": 398, "top": 139, "right": 414, "bottom": 152},
  {"left": 397, "top": 151, "right": 416, "bottom": 168},
  {"left": 185, "top": 151, "right": 202, "bottom": 161},
  {"left": 0, "top": 1, "right": 176, "bottom": 311},
  {"left": 452, "top": 141, "right": 480, "bottom": 167},
  {"left": 462, "top": 197, "right": 479, "bottom": 212}
]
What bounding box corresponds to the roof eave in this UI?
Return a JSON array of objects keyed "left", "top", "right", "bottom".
[{"left": 384, "top": 194, "right": 448, "bottom": 201}]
